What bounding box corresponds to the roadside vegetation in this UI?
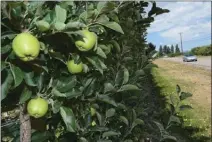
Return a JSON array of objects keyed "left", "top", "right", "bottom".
[
  {"left": 152, "top": 59, "right": 211, "bottom": 142},
  {"left": 191, "top": 44, "right": 211, "bottom": 56}
]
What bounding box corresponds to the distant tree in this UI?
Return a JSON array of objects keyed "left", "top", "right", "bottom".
[
  {"left": 171, "top": 45, "right": 174, "bottom": 53},
  {"left": 159, "top": 45, "right": 163, "bottom": 56},
  {"left": 163, "top": 45, "right": 167, "bottom": 54},
  {"left": 166, "top": 46, "right": 171, "bottom": 54},
  {"left": 175, "top": 44, "right": 180, "bottom": 53}
]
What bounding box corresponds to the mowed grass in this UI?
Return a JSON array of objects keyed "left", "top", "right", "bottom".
[{"left": 151, "top": 59, "right": 211, "bottom": 141}]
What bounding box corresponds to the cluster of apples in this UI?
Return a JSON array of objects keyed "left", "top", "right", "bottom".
[
  {"left": 12, "top": 30, "right": 97, "bottom": 118},
  {"left": 12, "top": 30, "right": 97, "bottom": 74}
]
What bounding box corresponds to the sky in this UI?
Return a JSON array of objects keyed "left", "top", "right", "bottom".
[{"left": 146, "top": 2, "right": 211, "bottom": 51}]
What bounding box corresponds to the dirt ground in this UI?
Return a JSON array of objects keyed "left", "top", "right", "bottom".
[{"left": 153, "top": 59, "right": 211, "bottom": 113}]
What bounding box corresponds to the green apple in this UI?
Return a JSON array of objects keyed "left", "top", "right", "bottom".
[
  {"left": 67, "top": 60, "right": 83, "bottom": 74},
  {"left": 12, "top": 32, "right": 40, "bottom": 61},
  {"left": 90, "top": 107, "right": 96, "bottom": 116},
  {"left": 91, "top": 120, "right": 96, "bottom": 126},
  {"left": 27, "top": 97, "right": 48, "bottom": 118},
  {"left": 75, "top": 30, "right": 97, "bottom": 51}
]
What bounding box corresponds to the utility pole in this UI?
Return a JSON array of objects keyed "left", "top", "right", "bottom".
[{"left": 179, "top": 32, "right": 184, "bottom": 54}]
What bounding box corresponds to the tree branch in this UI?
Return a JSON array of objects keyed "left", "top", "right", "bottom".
[{"left": 20, "top": 104, "right": 31, "bottom": 142}]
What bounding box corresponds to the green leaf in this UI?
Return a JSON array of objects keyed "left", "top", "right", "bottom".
[
  {"left": 96, "top": 47, "right": 107, "bottom": 59},
  {"left": 118, "top": 84, "right": 140, "bottom": 92},
  {"left": 110, "top": 40, "right": 121, "bottom": 53},
  {"left": 86, "top": 57, "right": 103, "bottom": 74},
  {"left": 49, "top": 51, "right": 66, "bottom": 64},
  {"left": 54, "top": 22, "right": 66, "bottom": 31},
  {"left": 123, "top": 57, "right": 133, "bottom": 62},
  {"left": 56, "top": 76, "right": 77, "bottom": 93},
  {"left": 65, "top": 21, "right": 86, "bottom": 29},
  {"left": 97, "top": 2, "right": 116, "bottom": 14},
  {"left": 161, "top": 135, "right": 177, "bottom": 142},
  {"left": 79, "top": 137, "right": 88, "bottom": 142},
  {"left": 115, "top": 68, "right": 125, "bottom": 87},
  {"left": 55, "top": 5, "right": 67, "bottom": 23},
  {"left": 79, "top": 11, "right": 87, "bottom": 21},
  {"left": 97, "top": 95, "right": 117, "bottom": 107},
  {"left": 117, "top": 103, "right": 127, "bottom": 110},
  {"left": 1, "top": 32, "right": 17, "bottom": 40},
  {"left": 9, "top": 64, "right": 24, "bottom": 88},
  {"left": 180, "top": 92, "right": 192, "bottom": 100},
  {"left": 96, "top": 14, "right": 109, "bottom": 23},
  {"left": 98, "top": 22, "right": 124, "bottom": 34},
  {"left": 104, "top": 82, "right": 115, "bottom": 93},
  {"left": 153, "top": 121, "right": 166, "bottom": 134},
  {"left": 167, "top": 115, "right": 181, "bottom": 126},
  {"left": 131, "top": 119, "right": 144, "bottom": 130},
  {"left": 19, "top": 86, "right": 32, "bottom": 104},
  {"left": 122, "top": 68, "right": 129, "bottom": 85},
  {"left": 1, "top": 70, "right": 13, "bottom": 100},
  {"left": 124, "top": 140, "right": 133, "bottom": 142},
  {"left": 99, "top": 44, "right": 111, "bottom": 55},
  {"left": 106, "top": 108, "right": 115, "bottom": 118},
  {"left": 97, "top": 140, "right": 112, "bottom": 142},
  {"left": 97, "top": 2, "right": 107, "bottom": 13},
  {"left": 179, "top": 105, "right": 193, "bottom": 111},
  {"left": 52, "top": 88, "right": 82, "bottom": 99},
  {"left": 36, "top": 72, "right": 45, "bottom": 92},
  {"left": 36, "top": 20, "right": 50, "bottom": 32},
  {"left": 132, "top": 109, "right": 137, "bottom": 122},
  {"left": 176, "top": 84, "right": 181, "bottom": 94},
  {"left": 90, "top": 126, "right": 109, "bottom": 132},
  {"left": 98, "top": 59, "right": 107, "bottom": 70},
  {"left": 96, "top": 111, "right": 104, "bottom": 126},
  {"left": 102, "top": 131, "right": 120, "bottom": 138},
  {"left": 50, "top": 99, "right": 62, "bottom": 114},
  {"left": 60, "top": 106, "right": 76, "bottom": 132},
  {"left": 119, "top": 116, "right": 129, "bottom": 126},
  {"left": 1, "top": 44, "right": 12, "bottom": 54},
  {"left": 83, "top": 78, "right": 96, "bottom": 96},
  {"left": 135, "top": 70, "right": 145, "bottom": 76},
  {"left": 31, "top": 131, "right": 53, "bottom": 142},
  {"left": 43, "top": 11, "right": 56, "bottom": 24},
  {"left": 24, "top": 72, "right": 37, "bottom": 86}
]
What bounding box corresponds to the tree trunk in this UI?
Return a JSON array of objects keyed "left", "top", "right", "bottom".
[{"left": 20, "top": 104, "right": 31, "bottom": 142}]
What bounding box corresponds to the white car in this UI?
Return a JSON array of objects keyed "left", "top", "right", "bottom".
[{"left": 183, "top": 54, "right": 197, "bottom": 62}]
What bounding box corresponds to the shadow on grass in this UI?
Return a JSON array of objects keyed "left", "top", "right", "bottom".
[{"left": 143, "top": 65, "right": 211, "bottom": 142}]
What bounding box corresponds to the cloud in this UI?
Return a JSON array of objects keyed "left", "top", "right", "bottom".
[{"left": 147, "top": 2, "right": 211, "bottom": 43}]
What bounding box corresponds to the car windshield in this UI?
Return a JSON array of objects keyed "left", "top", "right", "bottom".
[{"left": 185, "top": 54, "right": 194, "bottom": 57}]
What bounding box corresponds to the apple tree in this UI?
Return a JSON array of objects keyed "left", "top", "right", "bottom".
[{"left": 1, "top": 1, "right": 190, "bottom": 142}]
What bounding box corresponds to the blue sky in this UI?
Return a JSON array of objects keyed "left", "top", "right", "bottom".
[{"left": 145, "top": 2, "right": 211, "bottom": 51}]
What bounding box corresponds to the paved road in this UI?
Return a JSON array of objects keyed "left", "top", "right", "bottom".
[{"left": 162, "top": 56, "right": 211, "bottom": 70}]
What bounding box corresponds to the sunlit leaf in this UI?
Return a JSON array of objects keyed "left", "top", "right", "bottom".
[
  {"left": 9, "top": 64, "right": 24, "bottom": 88},
  {"left": 60, "top": 106, "right": 76, "bottom": 132}
]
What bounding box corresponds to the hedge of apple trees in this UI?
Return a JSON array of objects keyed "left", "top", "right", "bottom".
[{"left": 1, "top": 1, "right": 188, "bottom": 142}]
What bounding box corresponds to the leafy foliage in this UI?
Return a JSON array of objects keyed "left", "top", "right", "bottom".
[{"left": 1, "top": 1, "right": 190, "bottom": 142}]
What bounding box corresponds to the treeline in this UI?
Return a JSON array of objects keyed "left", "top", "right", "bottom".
[
  {"left": 191, "top": 44, "right": 211, "bottom": 56},
  {"left": 158, "top": 44, "right": 181, "bottom": 57}
]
